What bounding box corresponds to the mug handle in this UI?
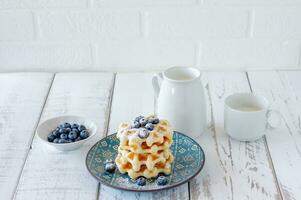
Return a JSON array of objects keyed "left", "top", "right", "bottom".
[
  {"left": 152, "top": 73, "right": 163, "bottom": 115},
  {"left": 266, "top": 109, "right": 282, "bottom": 129}
]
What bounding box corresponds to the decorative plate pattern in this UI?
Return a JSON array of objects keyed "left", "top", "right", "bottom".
[{"left": 86, "top": 131, "right": 205, "bottom": 192}]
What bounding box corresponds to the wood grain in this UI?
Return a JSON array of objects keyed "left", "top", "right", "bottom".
[
  {"left": 248, "top": 71, "right": 301, "bottom": 200},
  {"left": 98, "top": 73, "right": 190, "bottom": 200},
  {"left": 0, "top": 73, "right": 53, "bottom": 200},
  {"left": 189, "top": 72, "right": 281, "bottom": 200},
  {"left": 14, "top": 73, "right": 114, "bottom": 200}
]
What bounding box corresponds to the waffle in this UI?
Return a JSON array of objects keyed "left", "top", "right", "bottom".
[{"left": 115, "top": 115, "right": 174, "bottom": 179}]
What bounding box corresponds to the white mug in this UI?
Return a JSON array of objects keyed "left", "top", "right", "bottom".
[{"left": 224, "top": 93, "right": 281, "bottom": 141}]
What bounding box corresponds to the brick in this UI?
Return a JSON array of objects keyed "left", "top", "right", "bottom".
[
  {"left": 0, "top": 11, "right": 34, "bottom": 41},
  {"left": 95, "top": 41, "right": 196, "bottom": 71},
  {"left": 0, "top": 44, "right": 92, "bottom": 70},
  {"left": 93, "top": 0, "right": 196, "bottom": 6},
  {"left": 39, "top": 10, "right": 141, "bottom": 41},
  {"left": 200, "top": 39, "right": 300, "bottom": 69},
  {"left": 0, "top": 0, "right": 87, "bottom": 8},
  {"left": 148, "top": 8, "right": 248, "bottom": 39},
  {"left": 253, "top": 8, "right": 301, "bottom": 39}
]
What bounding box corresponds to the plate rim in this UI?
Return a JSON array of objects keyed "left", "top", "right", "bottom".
[{"left": 85, "top": 131, "right": 206, "bottom": 192}]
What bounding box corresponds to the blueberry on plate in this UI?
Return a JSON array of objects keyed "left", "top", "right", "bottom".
[
  {"left": 68, "top": 131, "right": 78, "bottom": 140},
  {"left": 131, "top": 121, "right": 140, "bottom": 128},
  {"left": 52, "top": 129, "right": 60, "bottom": 138},
  {"left": 63, "top": 122, "right": 71, "bottom": 128},
  {"left": 47, "top": 133, "right": 55, "bottom": 142},
  {"left": 80, "top": 130, "right": 89, "bottom": 139},
  {"left": 104, "top": 162, "right": 116, "bottom": 173},
  {"left": 157, "top": 176, "right": 168, "bottom": 186},
  {"left": 65, "top": 128, "right": 71, "bottom": 133},
  {"left": 60, "top": 133, "right": 68, "bottom": 140},
  {"left": 78, "top": 125, "right": 86, "bottom": 132},
  {"left": 134, "top": 115, "right": 144, "bottom": 122},
  {"left": 136, "top": 177, "right": 146, "bottom": 186},
  {"left": 138, "top": 128, "right": 149, "bottom": 139},
  {"left": 145, "top": 123, "right": 154, "bottom": 131},
  {"left": 139, "top": 118, "right": 148, "bottom": 126},
  {"left": 58, "top": 138, "right": 68, "bottom": 143},
  {"left": 53, "top": 138, "right": 60, "bottom": 143},
  {"left": 71, "top": 123, "right": 79, "bottom": 129},
  {"left": 149, "top": 118, "right": 160, "bottom": 124}
]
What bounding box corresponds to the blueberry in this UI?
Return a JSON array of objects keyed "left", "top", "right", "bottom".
[
  {"left": 59, "top": 128, "right": 66, "bottom": 134},
  {"left": 58, "top": 139, "right": 68, "bottom": 143},
  {"left": 67, "top": 139, "right": 73, "bottom": 143},
  {"left": 60, "top": 133, "right": 68, "bottom": 140},
  {"left": 74, "top": 137, "right": 82, "bottom": 142},
  {"left": 149, "top": 118, "right": 160, "bottom": 124},
  {"left": 58, "top": 124, "right": 64, "bottom": 129},
  {"left": 53, "top": 138, "right": 60, "bottom": 143},
  {"left": 68, "top": 131, "right": 78, "bottom": 140},
  {"left": 78, "top": 125, "right": 86, "bottom": 132},
  {"left": 157, "top": 176, "right": 168, "bottom": 186},
  {"left": 52, "top": 129, "right": 60, "bottom": 138},
  {"left": 47, "top": 133, "right": 55, "bottom": 142},
  {"left": 65, "top": 128, "right": 71, "bottom": 133},
  {"left": 63, "top": 122, "right": 71, "bottom": 128},
  {"left": 136, "top": 177, "right": 146, "bottom": 186},
  {"left": 131, "top": 121, "right": 140, "bottom": 128},
  {"left": 71, "top": 123, "right": 79, "bottom": 129},
  {"left": 138, "top": 128, "right": 149, "bottom": 139},
  {"left": 71, "top": 128, "right": 79, "bottom": 134},
  {"left": 80, "top": 130, "right": 89, "bottom": 139},
  {"left": 104, "top": 162, "right": 116, "bottom": 173},
  {"left": 145, "top": 123, "right": 154, "bottom": 131},
  {"left": 134, "top": 115, "right": 144, "bottom": 122},
  {"left": 139, "top": 118, "right": 148, "bottom": 126}
]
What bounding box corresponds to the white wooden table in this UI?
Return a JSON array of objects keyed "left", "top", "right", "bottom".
[{"left": 0, "top": 71, "right": 300, "bottom": 200}]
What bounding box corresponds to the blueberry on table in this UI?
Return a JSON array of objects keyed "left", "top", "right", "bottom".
[
  {"left": 157, "top": 176, "right": 168, "bottom": 186},
  {"left": 104, "top": 162, "right": 116, "bottom": 173},
  {"left": 139, "top": 118, "right": 148, "bottom": 126},
  {"left": 47, "top": 133, "right": 55, "bottom": 142},
  {"left": 60, "top": 133, "right": 68, "bottom": 140},
  {"left": 138, "top": 128, "right": 149, "bottom": 139},
  {"left": 53, "top": 138, "right": 60, "bottom": 143},
  {"left": 68, "top": 131, "right": 78, "bottom": 140},
  {"left": 71, "top": 123, "right": 79, "bottom": 129},
  {"left": 78, "top": 125, "right": 86, "bottom": 132},
  {"left": 145, "top": 123, "right": 154, "bottom": 131},
  {"left": 136, "top": 177, "right": 146, "bottom": 186},
  {"left": 80, "top": 130, "right": 89, "bottom": 139},
  {"left": 131, "top": 121, "right": 140, "bottom": 128},
  {"left": 58, "top": 139, "right": 68, "bottom": 143}
]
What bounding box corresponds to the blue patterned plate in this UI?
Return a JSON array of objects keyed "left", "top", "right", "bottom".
[{"left": 86, "top": 131, "right": 205, "bottom": 192}]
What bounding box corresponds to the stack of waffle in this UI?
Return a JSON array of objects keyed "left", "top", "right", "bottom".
[{"left": 115, "top": 116, "right": 174, "bottom": 179}]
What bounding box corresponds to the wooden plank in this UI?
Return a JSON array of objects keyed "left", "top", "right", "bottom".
[
  {"left": 0, "top": 72, "right": 53, "bottom": 199},
  {"left": 98, "top": 73, "right": 190, "bottom": 200},
  {"left": 14, "top": 72, "right": 114, "bottom": 200},
  {"left": 189, "top": 72, "right": 281, "bottom": 200},
  {"left": 248, "top": 71, "right": 301, "bottom": 200}
]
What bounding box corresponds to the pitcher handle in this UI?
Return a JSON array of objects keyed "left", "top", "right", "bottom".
[{"left": 152, "top": 73, "right": 163, "bottom": 98}]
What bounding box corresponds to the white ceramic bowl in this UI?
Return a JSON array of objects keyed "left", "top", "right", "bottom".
[{"left": 37, "top": 116, "right": 97, "bottom": 151}]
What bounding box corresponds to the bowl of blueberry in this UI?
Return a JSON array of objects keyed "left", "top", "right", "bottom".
[{"left": 37, "top": 116, "right": 97, "bottom": 151}]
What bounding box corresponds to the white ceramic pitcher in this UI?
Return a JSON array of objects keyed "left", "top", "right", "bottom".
[{"left": 152, "top": 67, "right": 207, "bottom": 139}]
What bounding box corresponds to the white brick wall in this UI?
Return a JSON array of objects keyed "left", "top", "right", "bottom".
[{"left": 0, "top": 1, "right": 300, "bottom": 72}]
